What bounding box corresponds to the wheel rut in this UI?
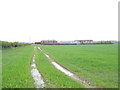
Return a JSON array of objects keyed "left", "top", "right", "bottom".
[
  {"left": 31, "top": 46, "right": 44, "bottom": 88},
  {"left": 38, "top": 46, "right": 97, "bottom": 88}
]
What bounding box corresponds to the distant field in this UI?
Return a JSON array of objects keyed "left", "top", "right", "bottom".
[
  {"left": 40, "top": 44, "right": 118, "bottom": 88},
  {"left": 2, "top": 46, "right": 34, "bottom": 88}
]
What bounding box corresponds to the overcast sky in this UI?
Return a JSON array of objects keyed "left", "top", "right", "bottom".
[{"left": 0, "top": 0, "right": 119, "bottom": 42}]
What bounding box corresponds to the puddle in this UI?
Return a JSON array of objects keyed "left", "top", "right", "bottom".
[
  {"left": 31, "top": 47, "right": 44, "bottom": 88},
  {"left": 44, "top": 54, "right": 49, "bottom": 58},
  {"left": 38, "top": 47, "right": 42, "bottom": 51},
  {"left": 33, "top": 59, "right": 35, "bottom": 62},
  {"left": 31, "top": 63, "right": 36, "bottom": 68},
  {"left": 31, "top": 68, "right": 44, "bottom": 88},
  {"left": 44, "top": 53, "right": 96, "bottom": 88},
  {"left": 51, "top": 62, "right": 73, "bottom": 76}
]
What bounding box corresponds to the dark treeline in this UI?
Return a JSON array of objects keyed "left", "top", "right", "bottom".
[{"left": 0, "top": 41, "right": 31, "bottom": 48}]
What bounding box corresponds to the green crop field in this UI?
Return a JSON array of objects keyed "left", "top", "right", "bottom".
[
  {"left": 2, "top": 46, "right": 35, "bottom": 88},
  {"left": 39, "top": 44, "right": 118, "bottom": 88},
  {"left": 35, "top": 47, "right": 84, "bottom": 88},
  {"left": 2, "top": 45, "right": 84, "bottom": 88},
  {"left": 2, "top": 44, "right": 118, "bottom": 88}
]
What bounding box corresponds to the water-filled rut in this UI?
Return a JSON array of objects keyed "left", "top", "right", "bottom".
[
  {"left": 31, "top": 47, "right": 44, "bottom": 88},
  {"left": 38, "top": 46, "right": 97, "bottom": 88}
]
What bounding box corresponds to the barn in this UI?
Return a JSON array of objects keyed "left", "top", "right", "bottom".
[
  {"left": 41, "top": 40, "right": 57, "bottom": 44},
  {"left": 74, "top": 40, "right": 93, "bottom": 44}
]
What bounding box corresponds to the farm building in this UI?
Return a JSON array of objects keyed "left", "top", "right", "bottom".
[
  {"left": 60, "top": 40, "right": 93, "bottom": 44},
  {"left": 35, "top": 40, "right": 94, "bottom": 45},
  {"left": 35, "top": 42, "right": 41, "bottom": 44},
  {"left": 41, "top": 40, "right": 57, "bottom": 44},
  {"left": 74, "top": 40, "right": 93, "bottom": 44},
  {"left": 60, "top": 41, "right": 73, "bottom": 44}
]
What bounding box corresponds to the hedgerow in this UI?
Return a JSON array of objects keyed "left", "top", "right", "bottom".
[{"left": 0, "top": 41, "right": 31, "bottom": 48}]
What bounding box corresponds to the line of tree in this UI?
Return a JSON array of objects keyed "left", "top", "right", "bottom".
[
  {"left": 93, "top": 41, "right": 113, "bottom": 44},
  {"left": 40, "top": 43, "right": 77, "bottom": 45},
  {"left": 0, "top": 41, "right": 31, "bottom": 48}
]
